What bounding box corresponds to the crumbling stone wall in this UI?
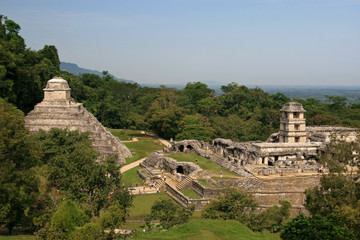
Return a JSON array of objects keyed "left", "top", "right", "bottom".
[
  {"left": 192, "top": 175, "right": 319, "bottom": 215},
  {"left": 307, "top": 126, "right": 359, "bottom": 142},
  {"left": 164, "top": 139, "right": 211, "bottom": 157},
  {"left": 192, "top": 181, "right": 227, "bottom": 198},
  {"left": 164, "top": 183, "right": 210, "bottom": 210},
  {"left": 143, "top": 152, "right": 202, "bottom": 176}
]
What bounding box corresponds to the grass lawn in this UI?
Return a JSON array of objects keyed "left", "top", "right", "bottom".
[
  {"left": 124, "top": 138, "right": 165, "bottom": 164},
  {"left": 167, "top": 153, "right": 240, "bottom": 178},
  {"left": 181, "top": 189, "right": 202, "bottom": 199},
  {"left": 0, "top": 236, "right": 34, "bottom": 240},
  {"left": 211, "top": 176, "right": 239, "bottom": 180},
  {"left": 110, "top": 129, "right": 144, "bottom": 141},
  {"left": 122, "top": 166, "right": 144, "bottom": 187},
  {"left": 122, "top": 222, "right": 145, "bottom": 232},
  {"left": 128, "top": 193, "right": 172, "bottom": 220},
  {"left": 197, "top": 179, "right": 213, "bottom": 188},
  {"left": 191, "top": 211, "right": 203, "bottom": 219},
  {"left": 197, "top": 179, "right": 231, "bottom": 189},
  {"left": 133, "top": 219, "right": 280, "bottom": 240}
]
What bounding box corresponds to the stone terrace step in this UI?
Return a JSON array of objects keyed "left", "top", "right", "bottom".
[{"left": 176, "top": 176, "right": 193, "bottom": 190}]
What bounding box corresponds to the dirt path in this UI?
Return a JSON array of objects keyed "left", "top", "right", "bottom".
[
  {"left": 119, "top": 135, "right": 171, "bottom": 174},
  {"left": 120, "top": 157, "right": 146, "bottom": 173},
  {"left": 158, "top": 138, "right": 171, "bottom": 148},
  {"left": 121, "top": 137, "right": 139, "bottom": 143}
]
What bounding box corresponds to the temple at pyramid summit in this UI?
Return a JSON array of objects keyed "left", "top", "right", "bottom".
[{"left": 25, "top": 77, "right": 132, "bottom": 164}]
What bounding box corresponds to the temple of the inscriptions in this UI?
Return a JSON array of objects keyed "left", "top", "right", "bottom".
[{"left": 25, "top": 77, "right": 132, "bottom": 164}]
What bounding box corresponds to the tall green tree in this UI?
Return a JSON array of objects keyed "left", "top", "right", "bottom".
[
  {"left": 1, "top": 16, "right": 60, "bottom": 112},
  {"left": 304, "top": 134, "right": 360, "bottom": 237},
  {"left": 0, "top": 98, "right": 41, "bottom": 234},
  {"left": 148, "top": 199, "right": 194, "bottom": 229},
  {"left": 0, "top": 15, "right": 60, "bottom": 113},
  {"left": 202, "top": 188, "right": 258, "bottom": 223},
  {"left": 280, "top": 214, "right": 355, "bottom": 240},
  {"left": 176, "top": 114, "right": 216, "bottom": 142},
  {"left": 178, "top": 82, "right": 214, "bottom": 114},
  {"left": 146, "top": 88, "right": 185, "bottom": 139},
  {"left": 35, "top": 200, "right": 89, "bottom": 240},
  {"left": 33, "top": 128, "right": 132, "bottom": 217}
]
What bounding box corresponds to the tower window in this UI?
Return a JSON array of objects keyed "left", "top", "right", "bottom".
[
  {"left": 295, "top": 124, "right": 300, "bottom": 130},
  {"left": 295, "top": 137, "right": 300, "bottom": 142},
  {"left": 293, "top": 112, "right": 299, "bottom": 118}
]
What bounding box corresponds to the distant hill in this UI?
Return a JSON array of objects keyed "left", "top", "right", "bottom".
[
  {"left": 141, "top": 82, "right": 360, "bottom": 103},
  {"left": 261, "top": 85, "right": 360, "bottom": 104},
  {"left": 60, "top": 62, "right": 136, "bottom": 84}
]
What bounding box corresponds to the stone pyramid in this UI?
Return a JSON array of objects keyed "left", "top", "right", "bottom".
[{"left": 25, "top": 77, "right": 132, "bottom": 164}]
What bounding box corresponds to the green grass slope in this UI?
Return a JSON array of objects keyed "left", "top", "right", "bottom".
[
  {"left": 167, "top": 153, "right": 240, "bottom": 178},
  {"left": 133, "top": 219, "right": 280, "bottom": 240},
  {"left": 0, "top": 236, "right": 34, "bottom": 240},
  {"left": 129, "top": 193, "right": 172, "bottom": 220},
  {"left": 124, "top": 138, "right": 164, "bottom": 164}
]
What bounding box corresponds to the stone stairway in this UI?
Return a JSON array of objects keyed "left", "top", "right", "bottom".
[
  {"left": 151, "top": 169, "right": 162, "bottom": 176},
  {"left": 176, "top": 176, "right": 193, "bottom": 190},
  {"left": 25, "top": 77, "right": 132, "bottom": 164},
  {"left": 240, "top": 177, "right": 263, "bottom": 190},
  {"left": 209, "top": 155, "right": 254, "bottom": 177},
  {"left": 155, "top": 179, "right": 165, "bottom": 190}
]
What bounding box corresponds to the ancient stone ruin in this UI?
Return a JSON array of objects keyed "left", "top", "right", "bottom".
[
  {"left": 279, "top": 102, "right": 307, "bottom": 143},
  {"left": 25, "top": 77, "right": 132, "bottom": 164},
  {"left": 154, "top": 101, "right": 358, "bottom": 214},
  {"left": 142, "top": 152, "right": 202, "bottom": 176},
  {"left": 166, "top": 102, "right": 359, "bottom": 176}
]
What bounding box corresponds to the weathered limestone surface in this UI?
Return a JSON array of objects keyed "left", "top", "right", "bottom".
[
  {"left": 143, "top": 152, "right": 202, "bottom": 176},
  {"left": 164, "top": 140, "right": 208, "bottom": 156},
  {"left": 280, "top": 102, "right": 307, "bottom": 143},
  {"left": 307, "top": 126, "right": 359, "bottom": 142},
  {"left": 25, "top": 77, "right": 132, "bottom": 164}
]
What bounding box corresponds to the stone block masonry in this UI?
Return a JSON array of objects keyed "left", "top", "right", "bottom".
[{"left": 25, "top": 77, "right": 132, "bottom": 164}]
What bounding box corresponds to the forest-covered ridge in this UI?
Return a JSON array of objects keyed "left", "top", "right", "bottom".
[
  {"left": 61, "top": 62, "right": 360, "bottom": 104},
  {"left": 60, "top": 62, "right": 136, "bottom": 84},
  {"left": 1, "top": 14, "right": 360, "bottom": 143}
]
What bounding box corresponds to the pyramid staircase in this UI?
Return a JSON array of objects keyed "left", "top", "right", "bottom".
[
  {"left": 25, "top": 77, "right": 132, "bottom": 164},
  {"left": 176, "top": 176, "right": 194, "bottom": 190},
  {"left": 155, "top": 179, "right": 166, "bottom": 190},
  {"left": 240, "top": 177, "right": 263, "bottom": 190}
]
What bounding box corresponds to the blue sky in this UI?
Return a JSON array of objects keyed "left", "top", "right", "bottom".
[{"left": 2, "top": 0, "right": 360, "bottom": 86}]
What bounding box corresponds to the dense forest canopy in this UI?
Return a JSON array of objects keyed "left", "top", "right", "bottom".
[
  {"left": 1, "top": 15, "right": 360, "bottom": 143},
  {"left": 0, "top": 15, "right": 60, "bottom": 113}
]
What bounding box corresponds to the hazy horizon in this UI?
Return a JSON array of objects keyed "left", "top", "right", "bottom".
[{"left": 2, "top": 0, "right": 360, "bottom": 86}]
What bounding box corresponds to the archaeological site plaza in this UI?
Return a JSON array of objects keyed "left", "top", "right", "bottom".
[{"left": 25, "top": 77, "right": 359, "bottom": 216}]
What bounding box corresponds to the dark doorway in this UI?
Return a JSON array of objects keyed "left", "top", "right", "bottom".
[
  {"left": 187, "top": 145, "right": 193, "bottom": 150},
  {"left": 177, "top": 165, "right": 185, "bottom": 174},
  {"left": 268, "top": 158, "right": 274, "bottom": 166},
  {"left": 179, "top": 145, "right": 184, "bottom": 152}
]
